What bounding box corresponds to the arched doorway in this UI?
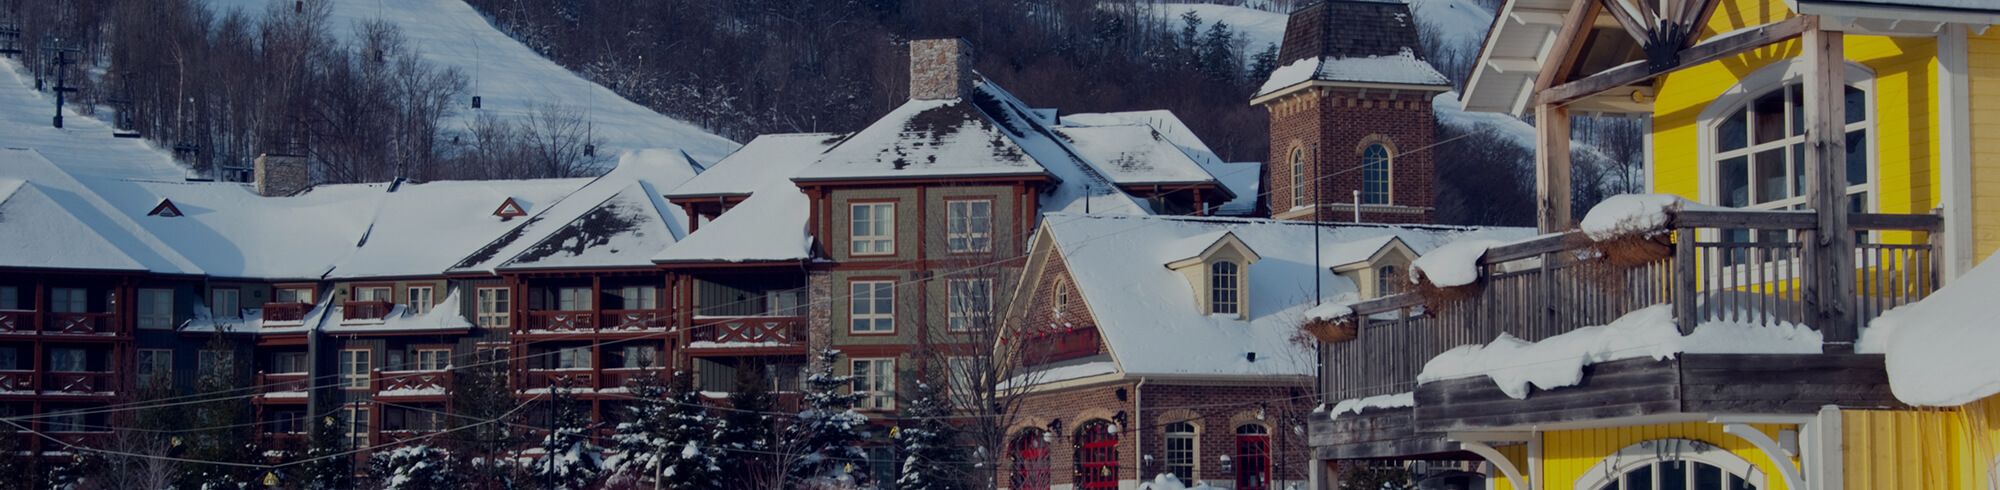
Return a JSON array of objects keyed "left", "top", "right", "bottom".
[
  {"left": 1074, "top": 419, "right": 1119, "bottom": 489},
  {"left": 1009, "top": 429, "right": 1050, "bottom": 490},
  {"left": 1236, "top": 424, "right": 1271, "bottom": 490}
]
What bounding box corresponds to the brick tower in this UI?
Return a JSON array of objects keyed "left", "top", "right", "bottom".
[{"left": 1251, "top": 0, "right": 1451, "bottom": 224}]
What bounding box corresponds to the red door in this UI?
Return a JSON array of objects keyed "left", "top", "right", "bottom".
[
  {"left": 1075, "top": 420, "right": 1120, "bottom": 489},
  {"left": 1011, "top": 431, "right": 1051, "bottom": 490},
  {"left": 1236, "top": 425, "right": 1271, "bottom": 490}
]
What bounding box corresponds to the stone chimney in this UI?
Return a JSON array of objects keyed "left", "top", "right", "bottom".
[
  {"left": 254, "top": 154, "right": 309, "bottom": 197},
  {"left": 909, "top": 38, "right": 974, "bottom": 100}
]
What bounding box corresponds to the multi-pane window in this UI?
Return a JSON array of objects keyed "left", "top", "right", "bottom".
[
  {"left": 476, "top": 288, "right": 510, "bottom": 328},
  {"left": 137, "top": 349, "right": 172, "bottom": 389},
  {"left": 50, "top": 287, "right": 87, "bottom": 313},
  {"left": 355, "top": 286, "right": 392, "bottom": 302},
  {"left": 274, "top": 287, "right": 315, "bottom": 304},
  {"left": 0, "top": 286, "right": 17, "bottom": 310},
  {"left": 557, "top": 287, "right": 592, "bottom": 311},
  {"left": 620, "top": 286, "right": 657, "bottom": 310},
  {"left": 405, "top": 286, "right": 435, "bottom": 315},
  {"left": 1377, "top": 265, "right": 1398, "bottom": 298},
  {"left": 554, "top": 347, "right": 592, "bottom": 369},
  {"left": 343, "top": 406, "right": 370, "bottom": 448},
  {"left": 1054, "top": 282, "right": 1069, "bottom": 311},
  {"left": 948, "top": 278, "right": 992, "bottom": 331},
  {"left": 947, "top": 200, "right": 993, "bottom": 252},
  {"left": 1164, "top": 422, "right": 1197, "bottom": 482},
  {"left": 1290, "top": 147, "right": 1306, "bottom": 208},
  {"left": 0, "top": 347, "right": 13, "bottom": 370},
  {"left": 211, "top": 288, "right": 240, "bottom": 319},
  {"left": 621, "top": 345, "right": 659, "bottom": 368},
  {"left": 48, "top": 348, "right": 86, "bottom": 372},
  {"left": 1594, "top": 460, "right": 1757, "bottom": 490},
  {"left": 274, "top": 352, "right": 309, "bottom": 374},
  {"left": 1712, "top": 83, "right": 1869, "bottom": 211},
  {"left": 851, "top": 358, "right": 896, "bottom": 410},
  {"left": 1209, "top": 261, "right": 1240, "bottom": 315},
  {"left": 339, "top": 349, "right": 371, "bottom": 389},
  {"left": 850, "top": 281, "right": 895, "bottom": 333},
  {"left": 1236, "top": 425, "right": 1272, "bottom": 490},
  {"left": 137, "top": 289, "right": 174, "bottom": 329},
  {"left": 415, "top": 349, "right": 450, "bottom": 371},
  {"left": 1361, "top": 144, "right": 1391, "bottom": 205},
  {"left": 45, "top": 410, "right": 85, "bottom": 433},
  {"left": 850, "top": 202, "right": 896, "bottom": 256}
]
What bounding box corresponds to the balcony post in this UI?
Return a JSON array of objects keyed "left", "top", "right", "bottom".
[
  {"left": 1800, "top": 18, "right": 1856, "bottom": 353},
  {"left": 1675, "top": 227, "right": 1698, "bottom": 335},
  {"left": 1535, "top": 103, "right": 1572, "bottom": 233}
]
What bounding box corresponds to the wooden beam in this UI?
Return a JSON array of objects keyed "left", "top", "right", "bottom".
[
  {"left": 1539, "top": 15, "right": 1811, "bottom": 105},
  {"left": 1672, "top": 210, "right": 1818, "bottom": 229},
  {"left": 1800, "top": 18, "right": 1856, "bottom": 353},
  {"left": 1536, "top": 103, "right": 1572, "bottom": 233},
  {"left": 1850, "top": 212, "right": 1944, "bottom": 232},
  {"left": 1535, "top": 0, "right": 1602, "bottom": 91},
  {"left": 1596, "top": 0, "right": 1658, "bottom": 51}
]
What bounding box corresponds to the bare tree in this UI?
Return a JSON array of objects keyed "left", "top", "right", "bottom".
[{"left": 523, "top": 100, "right": 606, "bottom": 178}]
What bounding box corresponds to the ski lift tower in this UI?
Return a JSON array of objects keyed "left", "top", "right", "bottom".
[{"left": 41, "top": 40, "right": 82, "bottom": 129}]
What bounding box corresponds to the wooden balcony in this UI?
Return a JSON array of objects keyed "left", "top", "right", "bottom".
[
  {"left": 262, "top": 303, "right": 313, "bottom": 323},
  {"left": 342, "top": 300, "right": 394, "bottom": 321},
  {"left": 688, "top": 316, "right": 805, "bottom": 346},
  {"left": 0, "top": 311, "right": 31, "bottom": 334},
  {"left": 1320, "top": 210, "right": 1942, "bottom": 403},
  {"left": 601, "top": 367, "right": 668, "bottom": 391},
  {"left": 523, "top": 369, "right": 598, "bottom": 392},
  {"left": 525, "top": 310, "right": 596, "bottom": 332},
  {"left": 1015, "top": 326, "right": 1100, "bottom": 364},
  {"left": 255, "top": 372, "right": 311, "bottom": 403},
  {"left": 42, "top": 372, "right": 117, "bottom": 396},
  {"left": 0, "top": 369, "right": 34, "bottom": 393},
  {"left": 600, "top": 309, "right": 671, "bottom": 331},
  {"left": 43, "top": 312, "right": 115, "bottom": 335},
  {"left": 374, "top": 369, "right": 451, "bottom": 400}
]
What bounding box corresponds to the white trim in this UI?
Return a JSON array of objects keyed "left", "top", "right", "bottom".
[
  {"left": 1454, "top": 438, "right": 1529, "bottom": 490},
  {"left": 1572, "top": 438, "right": 1768, "bottom": 490},
  {"left": 1723, "top": 424, "right": 1806, "bottom": 489},
  {"left": 1938, "top": 23, "right": 1974, "bottom": 281},
  {"left": 1695, "top": 58, "right": 1879, "bottom": 246}
]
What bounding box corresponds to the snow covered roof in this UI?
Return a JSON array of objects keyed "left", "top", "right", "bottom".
[
  {"left": 665, "top": 133, "right": 842, "bottom": 199},
  {"left": 325, "top": 179, "right": 589, "bottom": 279},
  {"left": 0, "top": 178, "right": 147, "bottom": 271},
  {"left": 1255, "top": 0, "right": 1449, "bottom": 97},
  {"left": 453, "top": 150, "right": 698, "bottom": 273},
  {"left": 1033, "top": 213, "right": 1533, "bottom": 378},
  {"left": 652, "top": 183, "right": 813, "bottom": 264},
  {"left": 1862, "top": 250, "right": 2000, "bottom": 406},
  {"left": 0, "top": 150, "right": 203, "bottom": 275},
  {"left": 1061, "top": 110, "right": 1230, "bottom": 168},
  {"left": 792, "top": 98, "right": 1050, "bottom": 181},
  {"left": 1052, "top": 125, "right": 1224, "bottom": 186},
  {"left": 1257, "top": 51, "right": 1451, "bottom": 96}
]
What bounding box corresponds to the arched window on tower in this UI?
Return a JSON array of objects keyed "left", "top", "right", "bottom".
[
  {"left": 1361, "top": 144, "right": 1391, "bottom": 205},
  {"left": 1290, "top": 147, "right": 1307, "bottom": 209}
]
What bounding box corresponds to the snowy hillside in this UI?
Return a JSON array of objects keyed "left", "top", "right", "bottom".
[
  {"left": 204, "top": 0, "right": 741, "bottom": 166},
  {"left": 1405, "top": 0, "right": 1497, "bottom": 53},
  {"left": 1152, "top": 3, "right": 1290, "bottom": 51}
]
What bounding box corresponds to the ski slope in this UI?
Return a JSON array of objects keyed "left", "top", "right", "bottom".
[
  {"left": 1152, "top": 3, "right": 1289, "bottom": 52},
  {"left": 204, "top": 0, "right": 741, "bottom": 166}
]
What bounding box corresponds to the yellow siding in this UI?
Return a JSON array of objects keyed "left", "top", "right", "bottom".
[
  {"left": 1970, "top": 30, "right": 2000, "bottom": 260},
  {"left": 1844, "top": 397, "right": 2000, "bottom": 489},
  {"left": 1651, "top": 0, "right": 1937, "bottom": 246},
  {"left": 1540, "top": 422, "right": 1794, "bottom": 490}
]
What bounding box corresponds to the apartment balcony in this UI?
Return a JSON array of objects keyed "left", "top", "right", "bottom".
[
  {"left": 523, "top": 369, "right": 598, "bottom": 393},
  {"left": 262, "top": 303, "right": 313, "bottom": 324},
  {"left": 0, "top": 311, "right": 119, "bottom": 336},
  {"left": 524, "top": 310, "right": 595, "bottom": 333},
  {"left": 374, "top": 369, "right": 451, "bottom": 401},
  {"left": 600, "top": 367, "right": 669, "bottom": 392},
  {"left": 341, "top": 300, "right": 394, "bottom": 322},
  {"left": 0, "top": 370, "right": 33, "bottom": 394},
  {"left": 599, "top": 309, "right": 671, "bottom": 331},
  {"left": 41, "top": 372, "right": 117, "bottom": 396},
  {"left": 686, "top": 316, "right": 806, "bottom": 354},
  {"left": 1015, "top": 326, "right": 1100, "bottom": 364},
  {"left": 254, "top": 372, "right": 311, "bottom": 403}
]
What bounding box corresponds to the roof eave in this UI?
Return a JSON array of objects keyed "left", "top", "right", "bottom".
[
  {"left": 789, "top": 171, "right": 1055, "bottom": 184},
  {"left": 1251, "top": 79, "right": 1453, "bottom": 106},
  {"left": 1798, "top": 0, "right": 2000, "bottom": 24}
]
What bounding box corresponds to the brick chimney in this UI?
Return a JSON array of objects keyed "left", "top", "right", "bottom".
[
  {"left": 909, "top": 38, "right": 974, "bottom": 100},
  {"left": 254, "top": 154, "right": 309, "bottom": 197}
]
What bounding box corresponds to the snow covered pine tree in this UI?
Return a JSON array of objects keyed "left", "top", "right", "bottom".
[
  {"left": 896, "top": 381, "right": 966, "bottom": 490},
  {"left": 530, "top": 383, "right": 605, "bottom": 489},
  {"left": 366, "top": 444, "right": 467, "bottom": 490},
  {"left": 785, "top": 349, "right": 872, "bottom": 486},
  {"left": 712, "top": 364, "right": 776, "bottom": 489},
  {"left": 602, "top": 372, "right": 670, "bottom": 488},
  {"left": 660, "top": 370, "right": 724, "bottom": 489}
]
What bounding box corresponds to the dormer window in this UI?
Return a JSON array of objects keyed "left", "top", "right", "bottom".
[
  {"left": 1377, "top": 265, "right": 1398, "bottom": 296},
  {"left": 148, "top": 199, "right": 183, "bottom": 217},
  {"left": 494, "top": 198, "right": 528, "bottom": 218},
  {"left": 1209, "top": 261, "right": 1240, "bottom": 315}
]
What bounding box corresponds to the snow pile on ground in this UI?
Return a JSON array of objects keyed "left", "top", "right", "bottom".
[
  {"left": 1861, "top": 251, "right": 2000, "bottom": 406},
  {"left": 1419, "top": 305, "right": 1822, "bottom": 399},
  {"left": 1580, "top": 194, "right": 1726, "bottom": 239},
  {"left": 1137, "top": 473, "right": 1216, "bottom": 490},
  {"left": 1259, "top": 50, "right": 1450, "bottom": 96},
  {"left": 1410, "top": 239, "right": 1504, "bottom": 287},
  {"left": 1322, "top": 392, "right": 1415, "bottom": 421}
]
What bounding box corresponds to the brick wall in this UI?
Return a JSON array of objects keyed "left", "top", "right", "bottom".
[
  {"left": 1019, "top": 248, "right": 1098, "bottom": 334},
  {"left": 1264, "top": 88, "right": 1437, "bottom": 225},
  {"left": 1002, "top": 382, "right": 1314, "bottom": 489}
]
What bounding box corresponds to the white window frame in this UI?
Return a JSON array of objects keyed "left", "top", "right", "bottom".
[
  {"left": 1054, "top": 281, "right": 1069, "bottom": 312},
  {"left": 342, "top": 405, "right": 370, "bottom": 448},
  {"left": 211, "top": 288, "right": 240, "bottom": 319},
  {"left": 946, "top": 200, "right": 993, "bottom": 253},
  {"left": 850, "top": 202, "right": 896, "bottom": 256},
  {"left": 554, "top": 347, "right": 592, "bottom": 370},
  {"left": 1698, "top": 61, "right": 1877, "bottom": 219},
  {"left": 339, "top": 349, "right": 371, "bottom": 390},
  {"left": 621, "top": 345, "right": 659, "bottom": 368},
  {"left": 1209, "top": 261, "right": 1240, "bottom": 315},
  {"left": 946, "top": 357, "right": 980, "bottom": 405},
  {"left": 50, "top": 287, "right": 88, "bottom": 313},
  {"left": 1290, "top": 147, "right": 1306, "bottom": 209},
  {"left": 274, "top": 286, "right": 315, "bottom": 304},
  {"left": 947, "top": 278, "right": 992, "bottom": 332},
  {"left": 1376, "top": 265, "right": 1398, "bottom": 298},
  {"left": 849, "top": 280, "right": 895, "bottom": 333},
  {"left": 1164, "top": 421, "right": 1198, "bottom": 482},
  {"left": 405, "top": 286, "right": 435, "bottom": 315},
  {"left": 556, "top": 287, "right": 591, "bottom": 311},
  {"left": 476, "top": 287, "right": 510, "bottom": 328},
  {"left": 414, "top": 349, "right": 450, "bottom": 371},
  {"left": 354, "top": 286, "right": 392, "bottom": 302},
  {"left": 851, "top": 358, "right": 896, "bottom": 411},
  {"left": 137, "top": 349, "right": 172, "bottom": 388},
  {"left": 137, "top": 288, "right": 174, "bottom": 329},
  {"left": 1573, "top": 438, "right": 1765, "bottom": 490}
]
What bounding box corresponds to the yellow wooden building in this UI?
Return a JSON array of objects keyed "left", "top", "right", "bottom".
[{"left": 1301, "top": 0, "right": 2000, "bottom": 489}]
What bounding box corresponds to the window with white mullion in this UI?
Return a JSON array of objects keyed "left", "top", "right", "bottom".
[{"left": 1711, "top": 80, "right": 1873, "bottom": 253}]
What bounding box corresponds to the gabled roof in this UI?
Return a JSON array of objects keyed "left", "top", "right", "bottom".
[
  {"left": 652, "top": 182, "right": 813, "bottom": 264},
  {"left": 666, "top": 133, "right": 842, "bottom": 199},
  {"left": 148, "top": 199, "right": 183, "bottom": 217},
  {"left": 1254, "top": 0, "right": 1451, "bottom": 98},
  {"left": 496, "top": 183, "right": 677, "bottom": 271},
  {"left": 0, "top": 179, "right": 147, "bottom": 271},
  {"left": 1051, "top": 125, "right": 1226, "bottom": 187},
  {"left": 452, "top": 149, "right": 699, "bottom": 274},
  {"left": 494, "top": 198, "right": 529, "bottom": 218},
  {"left": 792, "top": 98, "right": 1050, "bottom": 182},
  {"left": 325, "top": 179, "right": 587, "bottom": 279},
  {"left": 0, "top": 149, "right": 203, "bottom": 275},
  {"left": 1027, "top": 213, "right": 1534, "bottom": 378}
]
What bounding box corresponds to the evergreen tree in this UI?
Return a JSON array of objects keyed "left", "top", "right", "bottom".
[
  {"left": 895, "top": 381, "right": 965, "bottom": 490},
  {"left": 180, "top": 334, "right": 258, "bottom": 489},
  {"left": 602, "top": 372, "right": 671, "bottom": 488},
  {"left": 448, "top": 357, "right": 519, "bottom": 489},
  {"left": 1176, "top": 11, "right": 1205, "bottom": 71},
  {"left": 712, "top": 365, "right": 774, "bottom": 486},
  {"left": 1199, "top": 21, "right": 1239, "bottom": 83},
  {"left": 291, "top": 400, "right": 354, "bottom": 490},
  {"left": 367, "top": 444, "right": 468, "bottom": 490},
  {"left": 1250, "top": 43, "right": 1282, "bottom": 85},
  {"left": 528, "top": 382, "right": 604, "bottom": 490},
  {"left": 784, "top": 349, "right": 870, "bottom": 485},
  {"left": 659, "top": 370, "right": 723, "bottom": 489},
  {"left": 0, "top": 422, "right": 32, "bottom": 490}
]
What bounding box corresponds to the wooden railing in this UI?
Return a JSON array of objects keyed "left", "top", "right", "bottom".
[
  {"left": 374, "top": 369, "right": 451, "bottom": 398},
  {"left": 527, "top": 310, "right": 596, "bottom": 332},
  {"left": 0, "top": 311, "right": 32, "bottom": 333},
  {"left": 602, "top": 367, "right": 668, "bottom": 390},
  {"left": 255, "top": 372, "right": 311, "bottom": 399},
  {"left": 262, "top": 303, "right": 313, "bottom": 323},
  {"left": 1017, "top": 326, "right": 1102, "bottom": 364},
  {"left": 46, "top": 312, "right": 115, "bottom": 334},
  {"left": 1319, "top": 210, "right": 1941, "bottom": 402},
  {"left": 688, "top": 316, "right": 805, "bottom": 345},
  {"left": 0, "top": 370, "right": 35, "bottom": 392},
  {"left": 600, "top": 309, "right": 671, "bottom": 330},
  {"left": 342, "top": 300, "right": 394, "bottom": 321},
  {"left": 524, "top": 370, "right": 597, "bottom": 391},
  {"left": 43, "top": 372, "right": 116, "bottom": 395}
]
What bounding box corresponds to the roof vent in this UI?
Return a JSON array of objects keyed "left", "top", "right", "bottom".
[
  {"left": 147, "top": 199, "right": 182, "bottom": 218},
  {"left": 494, "top": 197, "right": 528, "bottom": 219}
]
